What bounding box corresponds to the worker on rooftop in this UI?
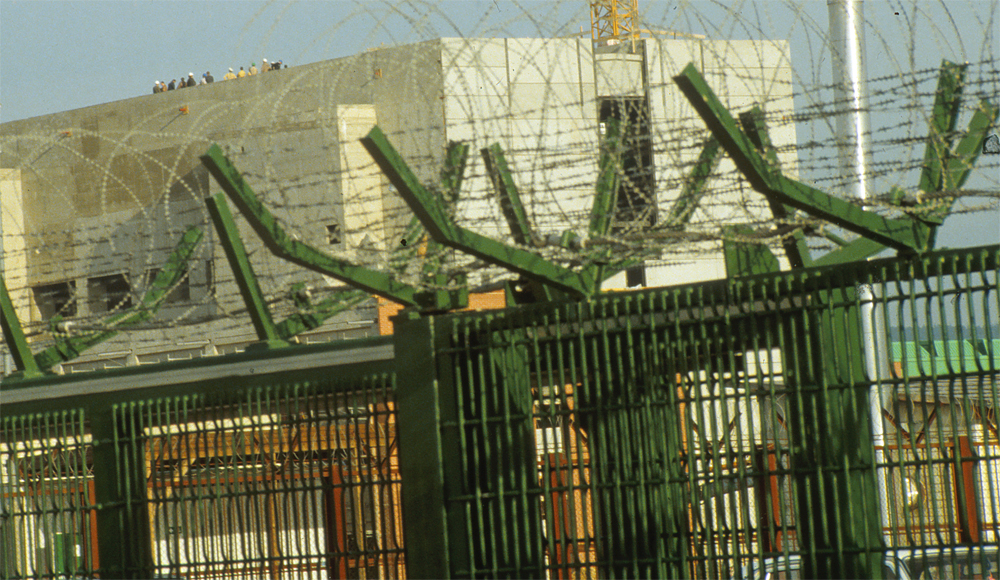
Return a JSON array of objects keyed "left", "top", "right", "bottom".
[
  {"left": 186, "top": 73, "right": 197, "bottom": 87},
  {"left": 262, "top": 58, "right": 268, "bottom": 72},
  {"left": 205, "top": 71, "right": 214, "bottom": 83},
  {"left": 249, "top": 62, "right": 258, "bottom": 75},
  {"left": 237, "top": 66, "right": 246, "bottom": 78},
  {"left": 167, "top": 79, "right": 176, "bottom": 90},
  {"left": 224, "top": 68, "right": 236, "bottom": 81}
]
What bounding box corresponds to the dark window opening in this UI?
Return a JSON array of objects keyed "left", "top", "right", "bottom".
[
  {"left": 626, "top": 264, "right": 646, "bottom": 287},
  {"left": 33, "top": 281, "right": 77, "bottom": 320},
  {"left": 600, "top": 97, "right": 656, "bottom": 234},
  {"left": 145, "top": 267, "right": 190, "bottom": 304},
  {"left": 87, "top": 274, "right": 132, "bottom": 314},
  {"left": 327, "top": 223, "right": 342, "bottom": 245}
]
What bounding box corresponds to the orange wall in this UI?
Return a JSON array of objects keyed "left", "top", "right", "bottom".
[{"left": 377, "top": 290, "right": 507, "bottom": 335}]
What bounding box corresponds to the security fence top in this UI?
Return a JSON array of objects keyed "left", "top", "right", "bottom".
[
  {"left": 363, "top": 123, "right": 657, "bottom": 303},
  {"left": 200, "top": 144, "right": 467, "bottom": 311},
  {"left": 0, "top": 333, "right": 394, "bottom": 416},
  {"left": 430, "top": 244, "right": 998, "bottom": 334},
  {"left": 673, "top": 61, "right": 999, "bottom": 260}
]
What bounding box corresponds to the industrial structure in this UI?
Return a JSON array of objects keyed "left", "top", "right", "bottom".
[
  {"left": 1, "top": 3, "right": 997, "bottom": 578},
  {"left": 0, "top": 34, "right": 796, "bottom": 373}
]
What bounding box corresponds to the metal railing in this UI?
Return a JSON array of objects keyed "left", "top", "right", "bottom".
[
  {"left": 2, "top": 337, "right": 400, "bottom": 580},
  {"left": 2, "top": 245, "right": 998, "bottom": 579},
  {"left": 395, "top": 244, "right": 999, "bottom": 579}
]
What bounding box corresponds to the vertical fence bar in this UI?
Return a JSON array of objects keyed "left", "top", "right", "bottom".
[
  {"left": 90, "top": 406, "right": 154, "bottom": 579},
  {"left": 394, "top": 311, "right": 457, "bottom": 578}
]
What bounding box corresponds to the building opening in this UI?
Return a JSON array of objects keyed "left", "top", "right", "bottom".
[{"left": 599, "top": 97, "right": 656, "bottom": 234}]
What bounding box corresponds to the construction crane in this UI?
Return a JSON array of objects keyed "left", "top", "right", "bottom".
[{"left": 590, "top": 0, "right": 639, "bottom": 47}]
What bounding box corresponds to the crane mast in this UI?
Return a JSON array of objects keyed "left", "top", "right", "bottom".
[{"left": 590, "top": 0, "right": 639, "bottom": 47}]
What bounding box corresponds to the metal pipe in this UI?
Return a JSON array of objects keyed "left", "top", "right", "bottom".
[
  {"left": 828, "top": 0, "right": 873, "bottom": 202},
  {"left": 829, "top": 0, "right": 892, "bottom": 543}
]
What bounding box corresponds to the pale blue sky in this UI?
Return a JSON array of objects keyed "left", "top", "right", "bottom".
[{"left": 1, "top": 0, "right": 996, "bottom": 247}]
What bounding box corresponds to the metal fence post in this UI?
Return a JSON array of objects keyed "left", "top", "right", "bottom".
[
  {"left": 90, "top": 405, "right": 153, "bottom": 578},
  {"left": 395, "top": 311, "right": 460, "bottom": 578},
  {"left": 781, "top": 280, "right": 885, "bottom": 579}
]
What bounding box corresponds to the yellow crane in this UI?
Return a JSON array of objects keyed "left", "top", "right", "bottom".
[{"left": 590, "top": 0, "right": 639, "bottom": 46}]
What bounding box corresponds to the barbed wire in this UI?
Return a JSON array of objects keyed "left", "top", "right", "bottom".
[{"left": 0, "top": 0, "right": 997, "bottom": 361}]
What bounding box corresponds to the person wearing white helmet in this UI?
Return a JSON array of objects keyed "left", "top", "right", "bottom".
[
  {"left": 186, "top": 72, "right": 196, "bottom": 87},
  {"left": 224, "top": 67, "right": 237, "bottom": 81},
  {"left": 261, "top": 58, "right": 268, "bottom": 73}
]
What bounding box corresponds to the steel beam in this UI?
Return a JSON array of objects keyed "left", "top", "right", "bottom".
[
  {"left": 738, "top": 107, "right": 814, "bottom": 269},
  {"left": 362, "top": 126, "right": 595, "bottom": 298},
  {"left": 673, "top": 63, "right": 932, "bottom": 253},
  {"left": 588, "top": 118, "right": 623, "bottom": 239},
  {"left": 483, "top": 143, "right": 535, "bottom": 247},
  {"left": 205, "top": 193, "right": 288, "bottom": 348},
  {"left": 0, "top": 275, "right": 43, "bottom": 379},
  {"left": 274, "top": 288, "right": 369, "bottom": 340},
  {"left": 200, "top": 144, "right": 444, "bottom": 308},
  {"left": 664, "top": 136, "right": 721, "bottom": 229},
  {"left": 919, "top": 60, "right": 966, "bottom": 196}
]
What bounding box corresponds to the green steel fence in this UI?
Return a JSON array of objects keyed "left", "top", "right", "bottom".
[
  {"left": 1, "top": 337, "right": 401, "bottom": 580},
  {"left": 395, "top": 244, "right": 999, "bottom": 579},
  {"left": 2, "top": 245, "right": 998, "bottom": 579}
]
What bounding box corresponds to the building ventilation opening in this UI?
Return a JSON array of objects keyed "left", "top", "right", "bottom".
[{"left": 599, "top": 97, "right": 656, "bottom": 234}]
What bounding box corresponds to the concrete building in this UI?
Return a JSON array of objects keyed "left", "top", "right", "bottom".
[{"left": 0, "top": 36, "right": 796, "bottom": 374}]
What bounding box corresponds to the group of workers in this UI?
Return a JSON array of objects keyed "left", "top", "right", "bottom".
[{"left": 152, "top": 59, "right": 286, "bottom": 94}]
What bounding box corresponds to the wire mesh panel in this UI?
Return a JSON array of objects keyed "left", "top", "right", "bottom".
[
  {"left": 120, "top": 375, "right": 403, "bottom": 580},
  {"left": 1, "top": 339, "right": 402, "bottom": 580},
  {"left": 878, "top": 251, "right": 1000, "bottom": 549},
  {"left": 0, "top": 410, "right": 97, "bottom": 579},
  {"left": 395, "top": 244, "right": 999, "bottom": 579}
]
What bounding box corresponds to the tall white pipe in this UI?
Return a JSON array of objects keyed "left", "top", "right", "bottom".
[
  {"left": 828, "top": 0, "right": 893, "bottom": 543},
  {"left": 828, "top": 0, "right": 873, "bottom": 202}
]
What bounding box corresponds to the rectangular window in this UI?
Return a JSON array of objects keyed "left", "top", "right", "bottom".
[
  {"left": 600, "top": 97, "right": 656, "bottom": 234},
  {"left": 145, "top": 268, "right": 190, "bottom": 304},
  {"left": 87, "top": 274, "right": 132, "bottom": 314},
  {"left": 32, "top": 281, "right": 77, "bottom": 320}
]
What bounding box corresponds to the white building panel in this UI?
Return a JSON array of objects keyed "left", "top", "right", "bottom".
[
  {"left": 595, "top": 54, "right": 644, "bottom": 96},
  {"left": 510, "top": 82, "right": 587, "bottom": 119},
  {"left": 441, "top": 37, "right": 509, "bottom": 70},
  {"left": 443, "top": 65, "right": 508, "bottom": 97},
  {"left": 505, "top": 38, "right": 587, "bottom": 86}
]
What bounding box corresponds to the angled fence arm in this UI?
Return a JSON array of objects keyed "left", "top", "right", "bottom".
[
  {"left": 421, "top": 142, "right": 471, "bottom": 279},
  {"left": 673, "top": 62, "right": 932, "bottom": 253},
  {"left": 665, "top": 136, "right": 721, "bottom": 229},
  {"left": 588, "top": 118, "right": 623, "bottom": 240},
  {"left": 206, "top": 193, "right": 288, "bottom": 347},
  {"left": 918, "top": 60, "right": 966, "bottom": 197},
  {"left": 923, "top": 98, "right": 998, "bottom": 228},
  {"left": 0, "top": 275, "right": 43, "bottom": 379},
  {"left": 483, "top": 143, "right": 535, "bottom": 247},
  {"left": 33, "top": 226, "right": 205, "bottom": 370},
  {"left": 738, "top": 107, "right": 814, "bottom": 269},
  {"left": 361, "top": 126, "right": 595, "bottom": 298},
  {"left": 200, "top": 144, "right": 423, "bottom": 307}
]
